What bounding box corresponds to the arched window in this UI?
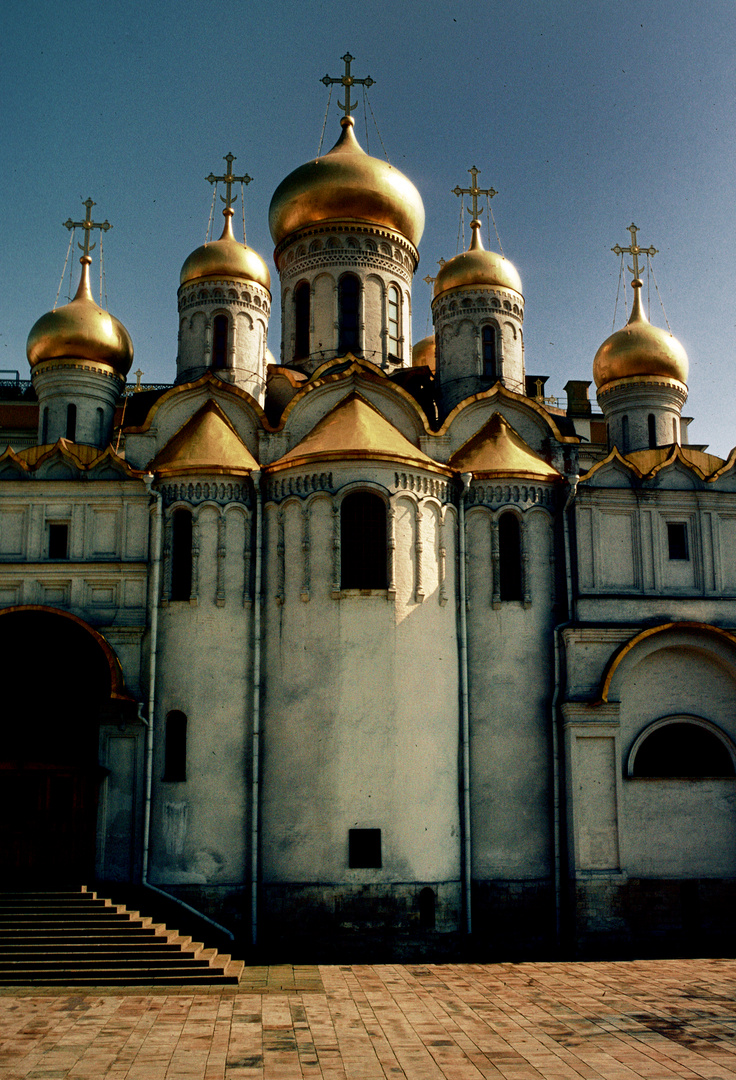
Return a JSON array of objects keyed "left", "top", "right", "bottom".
[
  {"left": 212, "top": 314, "right": 229, "bottom": 369},
  {"left": 341, "top": 492, "right": 387, "bottom": 589},
  {"left": 499, "top": 512, "right": 522, "bottom": 601},
  {"left": 41, "top": 407, "right": 49, "bottom": 444},
  {"left": 338, "top": 274, "right": 360, "bottom": 354},
  {"left": 387, "top": 285, "right": 401, "bottom": 357},
  {"left": 621, "top": 415, "right": 629, "bottom": 452},
  {"left": 631, "top": 721, "right": 735, "bottom": 777},
  {"left": 294, "top": 281, "right": 310, "bottom": 361},
  {"left": 171, "top": 509, "right": 193, "bottom": 601},
  {"left": 648, "top": 413, "right": 657, "bottom": 449},
  {"left": 418, "top": 887, "right": 436, "bottom": 930},
  {"left": 672, "top": 417, "right": 679, "bottom": 444},
  {"left": 163, "top": 711, "right": 187, "bottom": 781},
  {"left": 66, "top": 403, "right": 77, "bottom": 442},
  {"left": 96, "top": 407, "right": 105, "bottom": 445},
  {"left": 482, "top": 325, "right": 497, "bottom": 377}
]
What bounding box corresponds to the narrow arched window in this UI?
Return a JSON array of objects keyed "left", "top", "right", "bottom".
[
  {"left": 418, "top": 887, "right": 436, "bottom": 930},
  {"left": 387, "top": 285, "right": 401, "bottom": 357},
  {"left": 212, "top": 314, "right": 229, "bottom": 369},
  {"left": 621, "top": 415, "right": 629, "bottom": 452},
  {"left": 648, "top": 413, "right": 657, "bottom": 449},
  {"left": 499, "top": 512, "right": 522, "bottom": 601},
  {"left": 163, "top": 711, "right": 187, "bottom": 781},
  {"left": 632, "top": 722, "right": 735, "bottom": 777},
  {"left": 41, "top": 407, "right": 49, "bottom": 444},
  {"left": 294, "top": 281, "right": 310, "bottom": 360},
  {"left": 482, "top": 325, "right": 497, "bottom": 377},
  {"left": 96, "top": 407, "right": 105, "bottom": 445},
  {"left": 338, "top": 274, "right": 360, "bottom": 354},
  {"left": 66, "top": 403, "right": 77, "bottom": 442},
  {"left": 341, "top": 492, "right": 387, "bottom": 589},
  {"left": 171, "top": 509, "right": 193, "bottom": 601},
  {"left": 672, "top": 417, "right": 678, "bottom": 444}
]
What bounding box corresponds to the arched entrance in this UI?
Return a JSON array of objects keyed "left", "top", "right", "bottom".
[{"left": 0, "top": 607, "right": 127, "bottom": 885}]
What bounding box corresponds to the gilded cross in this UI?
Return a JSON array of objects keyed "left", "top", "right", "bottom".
[
  {"left": 452, "top": 166, "right": 497, "bottom": 221},
  {"left": 612, "top": 223, "right": 658, "bottom": 281},
  {"left": 321, "top": 52, "right": 375, "bottom": 118},
  {"left": 63, "top": 197, "right": 111, "bottom": 257},
  {"left": 423, "top": 259, "right": 446, "bottom": 286},
  {"left": 206, "top": 153, "right": 252, "bottom": 210}
]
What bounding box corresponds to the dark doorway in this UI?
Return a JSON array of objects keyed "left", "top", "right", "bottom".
[{"left": 0, "top": 609, "right": 113, "bottom": 884}]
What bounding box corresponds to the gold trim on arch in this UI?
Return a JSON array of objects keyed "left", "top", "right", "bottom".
[
  {"left": 0, "top": 605, "right": 133, "bottom": 701},
  {"left": 598, "top": 621, "right": 736, "bottom": 704}
]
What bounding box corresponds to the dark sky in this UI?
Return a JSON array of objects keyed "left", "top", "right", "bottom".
[{"left": 3, "top": 0, "right": 735, "bottom": 452}]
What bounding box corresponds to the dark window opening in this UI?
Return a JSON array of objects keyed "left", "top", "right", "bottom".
[
  {"left": 338, "top": 274, "right": 360, "bottom": 354},
  {"left": 48, "top": 523, "right": 69, "bottom": 560},
  {"left": 163, "top": 711, "right": 187, "bottom": 781},
  {"left": 96, "top": 407, "right": 105, "bottom": 445},
  {"left": 341, "top": 492, "right": 387, "bottom": 589},
  {"left": 418, "top": 887, "right": 436, "bottom": 929},
  {"left": 633, "top": 722, "right": 735, "bottom": 777},
  {"left": 648, "top": 412, "right": 657, "bottom": 449},
  {"left": 212, "top": 314, "right": 229, "bottom": 369},
  {"left": 482, "top": 325, "right": 497, "bottom": 377},
  {"left": 41, "top": 407, "right": 49, "bottom": 444},
  {"left": 621, "top": 414, "right": 629, "bottom": 453},
  {"left": 499, "top": 512, "right": 522, "bottom": 600},
  {"left": 667, "top": 522, "right": 689, "bottom": 560},
  {"left": 349, "top": 828, "right": 382, "bottom": 868},
  {"left": 66, "top": 403, "right": 77, "bottom": 442},
  {"left": 171, "top": 509, "right": 193, "bottom": 600},
  {"left": 294, "top": 281, "right": 310, "bottom": 360}
]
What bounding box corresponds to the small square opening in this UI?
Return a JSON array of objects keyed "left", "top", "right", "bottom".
[
  {"left": 348, "top": 828, "right": 382, "bottom": 869},
  {"left": 667, "top": 522, "right": 689, "bottom": 561},
  {"left": 48, "top": 523, "right": 69, "bottom": 560}
]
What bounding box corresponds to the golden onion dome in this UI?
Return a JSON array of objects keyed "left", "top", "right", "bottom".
[
  {"left": 593, "top": 280, "right": 688, "bottom": 390},
  {"left": 27, "top": 257, "right": 133, "bottom": 376},
  {"left": 433, "top": 220, "right": 522, "bottom": 300},
  {"left": 180, "top": 209, "right": 271, "bottom": 291},
  {"left": 412, "top": 335, "right": 436, "bottom": 374},
  {"left": 269, "top": 116, "right": 425, "bottom": 249}
]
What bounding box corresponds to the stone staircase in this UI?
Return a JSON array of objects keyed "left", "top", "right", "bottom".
[{"left": 0, "top": 888, "right": 244, "bottom": 985}]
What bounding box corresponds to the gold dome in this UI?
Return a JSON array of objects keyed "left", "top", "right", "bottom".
[
  {"left": 268, "top": 116, "right": 425, "bottom": 248},
  {"left": 180, "top": 209, "right": 271, "bottom": 290},
  {"left": 412, "top": 335, "right": 436, "bottom": 374},
  {"left": 593, "top": 281, "right": 688, "bottom": 390},
  {"left": 433, "top": 221, "right": 522, "bottom": 299},
  {"left": 27, "top": 257, "right": 133, "bottom": 376}
]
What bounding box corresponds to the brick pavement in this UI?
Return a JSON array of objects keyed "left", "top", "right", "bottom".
[{"left": 1, "top": 958, "right": 736, "bottom": 1079}]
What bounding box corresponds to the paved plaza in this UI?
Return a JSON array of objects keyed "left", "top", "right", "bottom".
[{"left": 2, "top": 958, "right": 736, "bottom": 1079}]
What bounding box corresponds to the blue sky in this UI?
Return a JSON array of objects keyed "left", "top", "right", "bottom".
[{"left": 3, "top": 0, "right": 735, "bottom": 452}]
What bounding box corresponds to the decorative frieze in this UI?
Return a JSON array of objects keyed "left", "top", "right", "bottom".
[
  {"left": 267, "top": 473, "right": 333, "bottom": 503},
  {"left": 467, "top": 483, "right": 555, "bottom": 510},
  {"left": 394, "top": 473, "right": 450, "bottom": 501},
  {"left": 160, "top": 481, "right": 251, "bottom": 509}
]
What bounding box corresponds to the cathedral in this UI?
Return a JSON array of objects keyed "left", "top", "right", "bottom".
[{"left": 3, "top": 54, "right": 736, "bottom": 959}]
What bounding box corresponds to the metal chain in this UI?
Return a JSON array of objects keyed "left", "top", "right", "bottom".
[
  {"left": 362, "top": 85, "right": 370, "bottom": 155},
  {"left": 317, "top": 85, "right": 333, "bottom": 156},
  {"left": 613, "top": 253, "right": 624, "bottom": 330},
  {"left": 457, "top": 196, "right": 465, "bottom": 253},
  {"left": 100, "top": 233, "right": 109, "bottom": 310},
  {"left": 205, "top": 183, "right": 217, "bottom": 244},
  {"left": 241, "top": 181, "right": 247, "bottom": 246},
  {"left": 489, "top": 197, "right": 504, "bottom": 257},
  {"left": 54, "top": 229, "right": 75, "bottom": 310},
  {"left": 648, "top": 256, "right": 673, "bottom": 333},
  {"left": 364, "top": 90, "right": 390, "bottom": 164}
]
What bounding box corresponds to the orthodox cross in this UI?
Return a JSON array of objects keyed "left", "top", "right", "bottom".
[
  {"left": 63, "top": 197, "right": 111, "bottom": 257},
  {"left": 612, "top": 223, "right": 657, "bottom": 281},
  {"left": 423, "top": 259, "right": 446, "bottom": 286},
  {"left": 321, "top": 52, "right": 374, "bottom": 118},
  {"left": 206, "top": 153, "right": 252, "bottom": 209},
  {"left": 452, "top": 166, "right": 497, "bottom": 221}
]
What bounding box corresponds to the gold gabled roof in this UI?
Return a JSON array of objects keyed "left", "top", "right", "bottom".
[
  {"left": 448, "top": 413, "right": 561, "bottom": 480},
  {"left": 9, "top": 439, "right": 141, "bottom": 476},
  {"left": 269, "top": 391, "right": 450, "bottom": 474},
  {"left": 150, "top": 399, "right": 258, "bottom": 476},
  {"left": 580, "top": 443, "right": 727, "bottom": 484}
]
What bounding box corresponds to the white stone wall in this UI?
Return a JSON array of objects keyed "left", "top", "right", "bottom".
[
  {"left": 275, "top": 225, "right": 416, "bottom": 372},
  {"left": 177, "top": 278, "right": 271, "bottom": 403}
]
